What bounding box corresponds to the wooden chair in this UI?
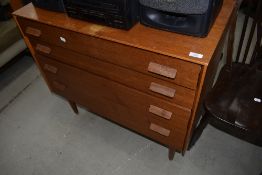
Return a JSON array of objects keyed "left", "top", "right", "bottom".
[{"left": 189, "top": 0, "right": 262, "bottom": 149}]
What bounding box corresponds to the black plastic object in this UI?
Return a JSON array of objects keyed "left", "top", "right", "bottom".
[
  {"left": 140, "top": 0, "right": 223, "bottom": 37},
  {"left": 23, "top": 0, "right": 66, "bottom": 12},
  {"left": 63, "top": 0, "right": 139, "bottom": 30}
]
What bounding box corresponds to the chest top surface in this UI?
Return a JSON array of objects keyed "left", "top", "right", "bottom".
[{"left": 13, "top": 0, "right": 236, "bottom": 66}]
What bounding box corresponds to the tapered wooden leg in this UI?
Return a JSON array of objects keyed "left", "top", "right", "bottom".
[
  {"left": 188, "top": 113, "right": 209, "bottom": 150},
  {"left": 68, "top": 100, "right": 78, "bottom": 114},
  {"left": 168, "top": 148, "right": 175, "bottom": 160}
]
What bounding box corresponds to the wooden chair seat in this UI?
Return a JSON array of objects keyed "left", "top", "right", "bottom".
[{"left": 205, "top": 61, "right": 262, "bottom": 146}]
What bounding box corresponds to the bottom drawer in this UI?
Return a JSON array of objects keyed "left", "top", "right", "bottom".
[{"left": 38, "top": 55, "right": 191, "bottom": 150}]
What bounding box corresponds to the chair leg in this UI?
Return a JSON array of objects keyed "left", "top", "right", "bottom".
[
  {"left": 188, "top": 113, "right": 209, "bottom": 150},
  {"left": 68, "top": 100, "right": 78, "bottom": 114}
]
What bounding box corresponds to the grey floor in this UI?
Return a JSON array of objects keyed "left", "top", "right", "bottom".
[{"left": 0, "top": 56, "right": 262, "bottom": 175}]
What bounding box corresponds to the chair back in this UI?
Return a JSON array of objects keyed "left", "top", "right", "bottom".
[{"left": 234, "top": 0, "right": 262, "bottom": 64}]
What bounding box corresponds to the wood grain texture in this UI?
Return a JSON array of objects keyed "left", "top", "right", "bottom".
[
  {"left": 25, "top": 26, "right": 42, "bottom": 37},
  {"left": 149, "top": 82, "right": 176, "bottom": 98},
  {"left": 29, "top": 39, "right": 196, "bottom": 109},
  {"left": 148, "top": 62, "right": 177, "bottom": 79},
  {"left": 12, "top": 0, "right": 236, "bottom": 158},
  {"left": 38, "top": 55, "right": 191, "bottom": 149},
  {"left": 149, "top": 105, "right": 173, "bottom": 120},
  {"left": 52, "top": 80, "right": 66, "bottom": 91},
  {"left": 36, "top": 44, "right": 51, "bottom": 54},
  {"left": 17, "top": 17, "right": 201, "bottom": 89},
  {"left": 43, "top": 64, "right": 57, "bottom": 74},
  {"left": 13, "top": 0, "right": 235, "bottom": 66},
  {"left": 149, "top": 123, "right": 170, "bottom": 137}
]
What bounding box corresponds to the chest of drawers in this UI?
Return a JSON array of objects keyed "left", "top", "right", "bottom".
[{"left": 13, "top": 0, "right": 236, "bottom": 160}]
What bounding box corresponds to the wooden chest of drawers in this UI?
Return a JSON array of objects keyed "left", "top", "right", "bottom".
[{"left": 13, "top": 1, "right": 236, "bottom": 160}]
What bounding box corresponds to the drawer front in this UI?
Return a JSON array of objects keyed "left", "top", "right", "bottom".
[
  {"left": 38, "top": 55, "right": 191, "bottom": 150},
  {"left": 31, "top": 39, "right": 195, "bottom": 109},
  {"left": 18, "top": 17, "right": 201, "bottom": 89}
]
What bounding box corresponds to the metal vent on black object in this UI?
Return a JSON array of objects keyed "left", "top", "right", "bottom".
[{"left": 63, "top": 0, "right": 139, "bottom": 30}]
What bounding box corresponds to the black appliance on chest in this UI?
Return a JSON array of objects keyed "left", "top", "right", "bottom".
[
  {"left": 63, "top": 0, "right": 139, "bottom": 30},
  {"left": 23, "top": 0, "right": 66, "bottom": 12},
  {"left": 139, "top": 0, "right": 223, "bottom": 37}
]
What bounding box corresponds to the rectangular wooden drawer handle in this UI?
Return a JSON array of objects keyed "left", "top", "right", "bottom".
[
  {"left": 148, "top": 62, "right": 177, "bottom": 79},
  {"left": 149, "top": 105, "right": 172, "bottom": 120},
  {"left": 149, "top": 123, "right": 170, "bottom": 137},
  {"left": 52, "top": 81, "right": 66, "bottom": 91},
  {"left": 25, "top": 27, "right": 42, "bottom": 37},
  {"left": 149, "top": 82, "right": 176, "bottom": 98},
  {"left": 44, "top": 64, "right": 58, "bottom": 74},
  {"left": 36, "top": 44, "right": 51, "bottom": 54}
]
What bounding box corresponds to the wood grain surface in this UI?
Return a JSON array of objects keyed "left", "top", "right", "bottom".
[
  {"left": 13, "top": 0, "right": 236, "bottom": 158},
  {"left": 13, "top": 1, "right": 235, "bottom": 66}
]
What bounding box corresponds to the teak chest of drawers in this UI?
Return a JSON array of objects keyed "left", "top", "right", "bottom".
[{"left": 13, "top": 1, "right": 236, "bottom": 160}]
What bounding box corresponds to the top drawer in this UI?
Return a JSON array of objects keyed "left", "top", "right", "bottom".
[{"left": 17, "top": 17, "right": 202, "bottom": 89}]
